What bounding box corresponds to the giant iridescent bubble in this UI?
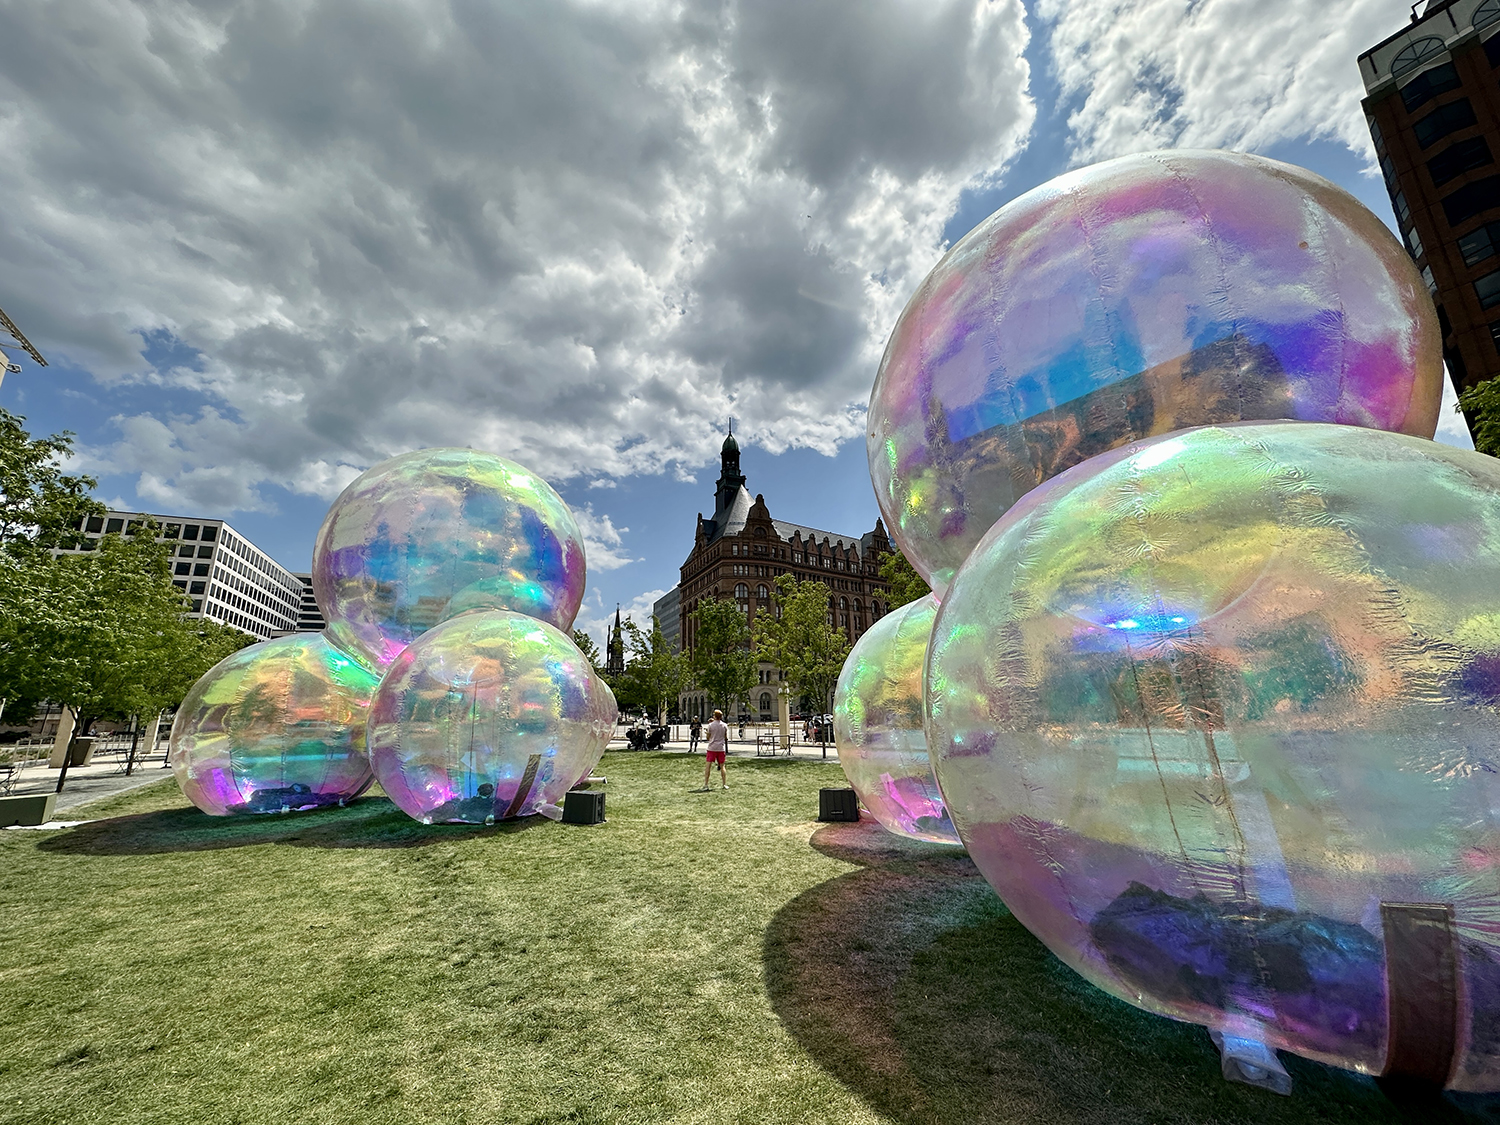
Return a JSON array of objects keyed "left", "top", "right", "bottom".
[
  {"left": 313, "top": 448, "right": 586, "bottom": 672},
  {"left": 925, "top": 422, "right": 1500, "bottom": 1090},
  {"left": 833, "top": 594, "right": 961, "bottom": 846},
  {"left": 870, "top": 150, "right": 1443, "bottom": 594},
  {"left": 169, "top": 633, "right": 379, "bottom": 816},
  {"left": 367, "top": 609, "right": 617, "bottom": 825}
]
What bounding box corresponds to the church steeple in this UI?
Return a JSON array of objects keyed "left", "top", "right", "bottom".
[
  {"left": 606, "top": 605, "right": 625, "bottom": 677},
  {"left": 714, "top": 421, "right": 746, "bottom": 514}
]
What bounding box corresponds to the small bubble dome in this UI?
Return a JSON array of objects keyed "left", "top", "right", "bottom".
[
  {"left": 367, "top": 609, "right": 616, "bottom": 825},
  {"left": 833, "top": 594, "right": 961, "bottom": 846},
  {"left": 313, "top": 448, "right": 586, "bottom": 672},
  {"left": 869, "top": 149, "right": 1442, "bottom": 594},
  {"left": 925, "top": 422, "right": 1500, "bottom": 1089},
  {"left": 169, "top": 633, "right": 379, "bottom": 816}
]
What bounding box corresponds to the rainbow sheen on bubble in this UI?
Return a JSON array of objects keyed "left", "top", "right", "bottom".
[
  {"left": 169, "top": 633, "right": 378, "bottom": 816},
  {"left": 368, "top": 609, "right": 617, "bottom": 825},
  {"left": 833, "top": 594, "right": 960, "bottom": 846},
  {"left": 313, "top": 448, "right": 586, "bottom": 671},
  {"left": 925, "top": 423, "right": 1500, "bottom": 1090},
  {"left": 869, "top": 150, "right": 1442, "bottom": 594}
]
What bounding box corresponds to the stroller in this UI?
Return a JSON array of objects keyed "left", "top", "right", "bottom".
[{"left": 626, "top": 716, "right": 669, "bottom": 751}]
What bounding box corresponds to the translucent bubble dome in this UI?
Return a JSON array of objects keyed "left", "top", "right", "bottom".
[
  {"left": 312, "top": 448, "right": 586, "bottom": 671},
  {"left": 367, "top": 609, "right": 616, "bottom": 825},
  {"left": 833, "top": 594, "right": 961, "bottom": 845},
  {"left": 869, "top": 150, "right": 1442, "bottom": 594},
  {"left": 169, "top": 633, "right": 379, "bottom": 816},
  {"left": 925, "top": 422, "right": 1500, "bottom": 1089}
]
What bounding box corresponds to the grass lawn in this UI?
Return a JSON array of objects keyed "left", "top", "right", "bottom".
[{"left": 3, "top": 750, "right": 1498, "bottom": 1125}]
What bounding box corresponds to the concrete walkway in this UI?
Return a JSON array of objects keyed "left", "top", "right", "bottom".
[
  {"left": 4, "top": 730, "right": 841, "bottom": 821},
  {"left": 7, "top": 750, "right": 177, "bottom": 814}
]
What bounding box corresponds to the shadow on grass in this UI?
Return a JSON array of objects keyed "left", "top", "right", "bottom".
[
  {"left": 764, "top": 820, "right": 1500, "bottom": 1125},
  {"left": 38, "top": 797, "right": 548, "bottom": 855}
]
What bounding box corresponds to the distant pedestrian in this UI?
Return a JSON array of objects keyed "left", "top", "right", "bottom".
[
  {"left": 702, "top": 709, "right": 729, "bottom": 790},
  {"left": 689, "top": 718, "right": 702, "bottom": 754}
]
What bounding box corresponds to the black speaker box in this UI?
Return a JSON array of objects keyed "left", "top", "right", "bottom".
[
  {"left": 818, "top": 788, "right": 860, "bottom": 822},
  {"left": 562, "top": 789, "right": 606, "bottom": 825}
]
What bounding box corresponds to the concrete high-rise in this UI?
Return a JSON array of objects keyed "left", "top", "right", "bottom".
[
  {"left": 60, "top": 511, "right": 302, "bottom": 640},
  {"left": 1361, "top": 0, "right": 1500, "bottom": 398}
]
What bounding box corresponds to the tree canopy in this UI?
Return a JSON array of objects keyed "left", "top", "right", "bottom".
[
  {"left": 0, "top": 412, "right": 252, "bottom": 731},
  {"left": 754, "top": 574, "right": 848, "bottom": 720},
  {"left": 613, "top": 616, "right": 689, "bottom": 722},
  {"left": 689, "top": 596, "right": 756, "bottom": 716},
  {"left": 1458, "top": 378, "right": 1500, "bottom": 459},
  {"left": 878, "top": 546, "right": 930, "bottom": 611}
]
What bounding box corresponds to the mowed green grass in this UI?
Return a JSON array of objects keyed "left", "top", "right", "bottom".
[{"left": 2, "top": 751, "right": 1498, "bottom": 1125}]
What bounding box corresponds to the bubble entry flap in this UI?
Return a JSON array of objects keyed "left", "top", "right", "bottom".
[
  {"left": 312, "top": 448, "right": 587, "bottom": 672},
  {"left": 367, "top": 609, "right": 617, "bottom": 825},
  {"left": 169, "top": 632, "right": 379, "bottom": 816},
  {"left": 869, "top": 150, "right": 1443, "bottom": 594},
  {"left": 925, "top": 422, "right": 1500, "bottom": 1090},
  {"left": 834, "top": 593, "right": 961, "bottom": 846}
]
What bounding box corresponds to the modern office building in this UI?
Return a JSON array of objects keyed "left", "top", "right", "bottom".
[
  {"left": 291, "top": 572, "right": 327, "bottom": 633},
  {"left": 60, "top": 511, "right": 302, "bottom": 639},
  {"left": 650, "top": 586, "right": 681, "bottom": 652},
  {"left": 1361, "top": 0, "right": 1500, "bottom": 397},
  {"left": 667, "top": 429, "right": 894, "bottom": 722}
]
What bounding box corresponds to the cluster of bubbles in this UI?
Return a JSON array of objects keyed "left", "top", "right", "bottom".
[
  {"left": 169, "top": 449, "right": 615, "bottom": 825},
  {"left": 850, "top": 151, "right": 1500, "bottom": 1089}
]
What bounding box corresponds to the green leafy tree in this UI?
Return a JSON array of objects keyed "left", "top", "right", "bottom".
[
  {"left": 0, "top": 409, "right": 103, "bottom": 559},
  {"left": 1458, "top": 378, "right": 1500, "bottom": 458},
  {"left": 572, "top": 629, "right": 605, "bottom": 672},
  {"left": 690, "top": 596, "right": 756, "bottom": 717},
  {"left": 878, "top": 547, "right": 930, "bottom": 610},
  {"left": 617, "top": 616, "right": 689, "bottom": 723},
  {"left": 754, "top": 574, "right": 849, "bottom": 728},
  {"left": 0, "top": 411, "right": 254, "bottom": 780}
]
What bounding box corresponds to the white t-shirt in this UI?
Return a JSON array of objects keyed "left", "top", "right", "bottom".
[{"left": 706, "top": 719, "right": 729, "bottom": 752}]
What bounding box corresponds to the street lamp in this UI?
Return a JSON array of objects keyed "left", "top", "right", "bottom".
[{"left": 0, "top": 307, "right": 48, "bottom": 391}]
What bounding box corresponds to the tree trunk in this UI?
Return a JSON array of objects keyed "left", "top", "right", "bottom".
[
  {"left": 125, "top": 714, "right": 141, "bottom": 776},
  {"left": 54, "top": 714, "right": 86, "bottom": 794}
]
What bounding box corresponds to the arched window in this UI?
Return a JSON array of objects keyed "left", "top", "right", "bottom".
[
  {"left": 840, "top": 597, "right": 848, "bottom": 609},
  {"left": 854, "top": 599, "right": 863, "bottom": 612},
  {"left": 735, "top": 583, "right": 748, "bottom": 598},
  {"left": 1391, "top": 36, "right": 1447, "bottom": 78},
  {"left": 757, "top": 584, "right": 769, "bottom": 598},
  {"left": 759, "top": 692, "right": 772, "bottom": 714},
  {"left": 1477, "top": 0, "right": 1500, "bottom": 31}
]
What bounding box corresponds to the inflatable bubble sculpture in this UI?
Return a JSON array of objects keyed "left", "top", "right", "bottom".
[
  {"left": 925, "top": 423, "right": 1500, "bottom": 1090},
  {"left": 169, "top": 633, "right": 379, "bottom": 815},
  {"left": 313, "top": 448, "right": 586, "bottom": 672},
  {"left": 833, "top": 594, "right": 960, "bottom": 845},
  {"left": 367, "top": 609, "right": 617, "bottom": 825},
  {"left": 868, "top": 150, "right": 1443, "bottom": 594}
]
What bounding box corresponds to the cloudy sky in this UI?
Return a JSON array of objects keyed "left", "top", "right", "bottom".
[{"left": 0, "top": 0, "right": 1472, "bottom": 646}]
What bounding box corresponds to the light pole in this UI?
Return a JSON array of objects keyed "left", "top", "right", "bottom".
[{"left": 0, "top": 307, "right": 48, "bottom": 391}]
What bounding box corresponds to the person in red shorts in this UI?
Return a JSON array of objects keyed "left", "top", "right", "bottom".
[{"left": 702, "top": 709, "right": 729, "bottom": 790}]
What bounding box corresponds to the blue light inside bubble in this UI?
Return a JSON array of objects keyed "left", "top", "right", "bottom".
[{"left": 1105, "top": 614, "right": 1190, "bottom": 631}]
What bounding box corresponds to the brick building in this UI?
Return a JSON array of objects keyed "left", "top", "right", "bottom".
[
  {"left": 667, "top": 430, "right": 894, "bottom": 721},
  {"left": 1361, "top": 0, "right": 1500, "bottom": 397}
]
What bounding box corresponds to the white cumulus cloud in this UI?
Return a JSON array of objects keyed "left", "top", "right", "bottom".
[
  {"left": 1036, "top": 0, "right": 1411, "bottom": 164},
  {"left": 0, "top": 0, "right": 1035, "bottom": 513}
]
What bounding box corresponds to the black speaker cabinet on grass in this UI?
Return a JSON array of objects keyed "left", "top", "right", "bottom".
[
  {"left": 562, "top": 790, "right": 606, "bottom": 824},
  {"left": 818, "top": 788, "right": 860, "bottom": 822}
]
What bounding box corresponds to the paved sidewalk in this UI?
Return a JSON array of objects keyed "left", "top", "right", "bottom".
[
  {"left": 8, "top": 751, "right": 176, "bottom": 814},
  {"left": 4, "top": 732, "right": 838, "bottom": 820},
  {"left": 607, "top": 732, "right": 841, "bottom": 763}
]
